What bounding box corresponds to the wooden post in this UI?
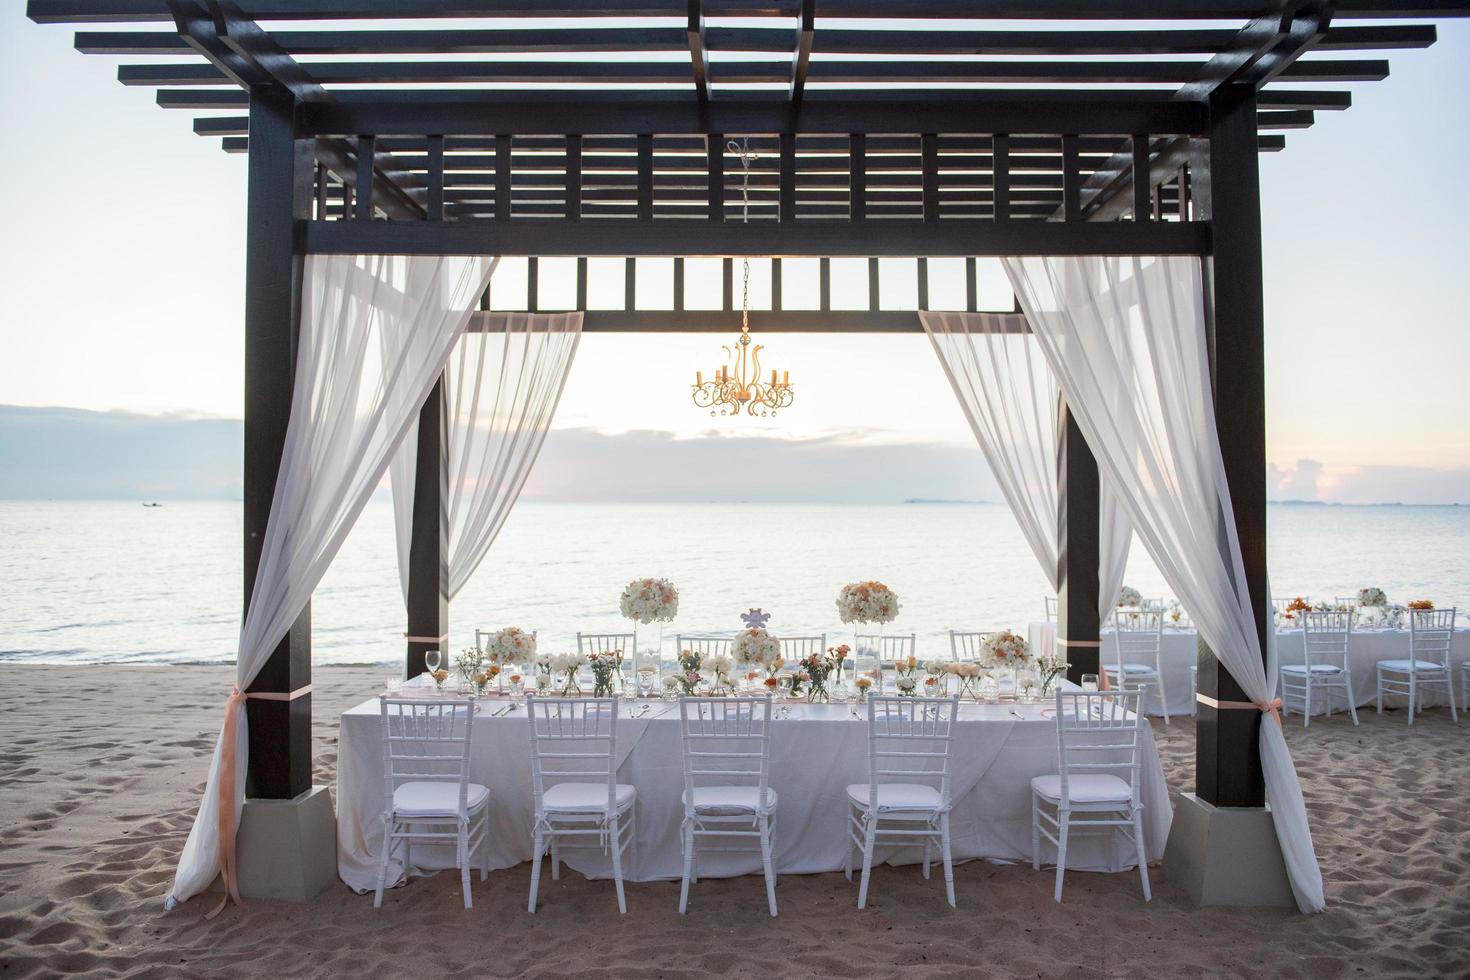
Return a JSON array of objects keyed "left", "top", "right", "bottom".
[
  {"left": 242, "top": 87, "right": 314, "bottom": 801},
  {"left": 1057, "top": 401, "right": 1102, "bottom": 683},
  {"left": 405, "top": 377, "right": 449, "bottom": 678},
  {"left": 1194, "top": 83, "right": 1268, "bottom": 808}
]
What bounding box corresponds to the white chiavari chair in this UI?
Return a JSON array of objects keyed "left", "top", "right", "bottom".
[
  {"left": 578, "top": 632, "right": 636, "bottom": 687},
  {"left": 845, "top": 695, "right": 960, "bottom": 909},
  {"left": 676, "top": 634, "right": 735, "bottom": 664},
  {"left": 1104, "top": 610, "right": 1169, "bottom": 725},
  {"left": 374, "top": 697, "right": 490, "bottom": 910},
  {"left": 677, "top": 695, "right": 778, "bottom": 916},
  {"left": 855, "top": 632, "right": 918, "bottom": 668},
  {"left": 1043, "top": 596, "right": 1058, "bottom": 623},
  {"left": 1141, "top": 598, "right": 1168, "bottom": 613},
  {"left": 777, "top": 634, "right": 827, "bottom": 663},
  {"left": 1281, "top": 609, "right": 1358, "bottom": 727},
  {"left": 1377, "top": 608, "right": 1459, "bottom": 725},
  {"left": 526, "top": 697, "right": 637, "bottom": 913},
  {"left": 948, "top": 630, "right": 987, "bottom": 662},
  {"left": 1032, "top": 688, "right": 1150, "bottom": 903}
]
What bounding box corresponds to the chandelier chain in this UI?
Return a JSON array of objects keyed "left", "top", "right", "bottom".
[{"left": 729, "top": 137, "right": 754, "bottom": 334}]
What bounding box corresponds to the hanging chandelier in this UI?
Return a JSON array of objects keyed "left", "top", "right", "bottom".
[{"left": 691, "top": 138, "right": 795, "bottom": 419}]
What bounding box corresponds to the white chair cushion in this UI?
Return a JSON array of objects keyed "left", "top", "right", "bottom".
[
  {"left": 1105, "top": 663, "right": 1158, "bottom": 675},
  {"left": 1030, "top": 773, "right": 1133, "bottom": 804},
  {"left": 1377, "top": 659, "right": 1447, "bottom": 673},
  {"left": 845, "top": 783, "right": 942, "bottom": 812},
  {"left": 684, "top": 785, "right": 778, "bottom": 816},
  {"left": 1280, "top": 664, "right": 1343, "bottom": 675},
  {"left": 393, "top": 781, "right": 489, "bottom": 818},
  {"left": 542, "top": 781, "right": 636, "bottom": 814}
]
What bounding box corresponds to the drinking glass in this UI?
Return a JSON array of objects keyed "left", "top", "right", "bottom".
[
  {"left": 424, "top": 649, "right": 443, "bottom": 674},
  {"left": 1081, "top": 673, "right": 1099, "bottom": 692},
  {"left": 384, "top": 676, "right": 402, "bottom": 695}
]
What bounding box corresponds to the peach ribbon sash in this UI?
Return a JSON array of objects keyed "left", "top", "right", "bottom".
[
  {"left": 1196, "top": 692, "right": 1284, "bottom": 725},
  {"left": 206, "top": 683, "right": 312, "bottom": 920}
]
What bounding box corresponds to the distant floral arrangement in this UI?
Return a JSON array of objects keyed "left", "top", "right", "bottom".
[
  {"left": 485, "top": 626, "right": 535, "bottom": 664},
  {"left": 1117, "top": 586, "right": 1143, "bottom": 608},
  {"left": 1407, "top": 599, "right": 1435, "bottom": 610},
  {"left": 1285, "top": 596, "right": 1312, "bottom": 615},
  {"left": 981, "top": 629, "right": 1031, "bottom": 668},
  {"left": 733, "top": 627, "right": 781, "bottom": 668},
  {"left": 836, "top": 581, "right": 900, "bottom": 624},
  {"left": 1357, "top": 587, "right": 1388, "bottom": 608},
  {"left": 620, "top": 577, "right": 679, "bottom": 624}
]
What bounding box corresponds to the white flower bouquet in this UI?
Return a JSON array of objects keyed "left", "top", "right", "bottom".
[
  {"left": 485, "top": 626, "right": 535, "bottom": 665},
  {"left": 707, "top": 652, "right": 735, "bottom": 694},
  {"left": 733, "top": 627, "right": 782, "bottom": 671},
  {"left": 620, "top": 577, "right": 679, "bottom": 624},
  {"left": 545, "top": 651, "right": 583, "bottom": 696},
  {"left": 588, "top": 652, "right": 620, "bottom": 697},
  {"left": 1357, "top": 587, "right": 1388, "bottom": 608},
  {"left": 981, "top": 630, "right": 1031, "bottom": 669},
  {"left": 836, "top": 581, "right": 901, "bottom": 624},
  {"left": 1117, "top": 585, "right": 1143, "bottom": 608}
]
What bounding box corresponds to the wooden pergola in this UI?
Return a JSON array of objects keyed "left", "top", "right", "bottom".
[{"left": 31, "top": 0, "right": 1465, "bottom": 901}]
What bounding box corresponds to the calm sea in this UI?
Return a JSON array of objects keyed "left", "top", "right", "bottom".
[{"left": 1, "top": 500, "right": 1467, "bottom": 666}]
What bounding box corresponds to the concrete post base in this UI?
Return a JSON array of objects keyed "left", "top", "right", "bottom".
[
  {"left": 1163, "top": 792, "right": 1296, "bottom": 908},
  {"left": 236, "top": 785, "right": 338, "bottom": 902}
]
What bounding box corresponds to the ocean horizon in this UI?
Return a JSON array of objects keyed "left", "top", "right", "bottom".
[{"left": 3, "top": 498, "right": 1466, "bottom": 668}]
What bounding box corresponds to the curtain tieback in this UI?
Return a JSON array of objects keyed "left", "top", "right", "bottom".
[
  {"left": 206, "top": 683, "right": 312, "bottom": 920},
  {"left": 1196, "top": 692, "right": 1283, "bottom": 725},
  {"left": 404, "top": 633, "right": 449, "bottom": 644}
]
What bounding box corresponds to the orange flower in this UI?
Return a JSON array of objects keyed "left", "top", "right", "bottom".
[
  {"left": 763, "top": 677, "right": 779, "bottom": 689},
  {"left": 1408, "top": 599, "right": 1434, "bottom": 610}
]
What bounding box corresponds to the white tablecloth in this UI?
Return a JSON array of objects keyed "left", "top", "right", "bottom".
[
  {"left": 336, "top": 694, "right": 1172, "bottom": 892},
  {"left": 1028, "top": 621, "right": 1470, "bottom": 717}
]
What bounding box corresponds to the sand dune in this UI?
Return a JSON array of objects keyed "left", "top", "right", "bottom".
[{"left": 1, "top": 665, "right": 1466, "bottom": 978}]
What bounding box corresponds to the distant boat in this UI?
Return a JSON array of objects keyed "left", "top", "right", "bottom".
[{"left": 142, "top": 502, "right": 162, "bottom": 508}]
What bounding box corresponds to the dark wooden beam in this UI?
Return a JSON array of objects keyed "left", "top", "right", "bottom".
[
  {"left": 789, "top": 0, "right": 815, "bottom": 102},
  {"left": 304, "top": 216, "right": 1210, "bottom": 257},
  {"left": 1195, "top": 83, "right": 1268, "bottom": 808},
  {"left": 1057, "top": 402, "right": 1102, "bottom": 684},
  {"left": 242, "top": 86, "right": 312, "bottom": 802},
  {"left": 405, "top": 378, "right": 447, "bottom": 678},
  {"left": 687, "top": 0, "right": 709, "bottom": 103},
  {"left": 467, "top": 308, "right": 1025, "bottom": 333}
]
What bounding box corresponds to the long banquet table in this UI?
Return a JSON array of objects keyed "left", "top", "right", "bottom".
[
  {"left": 336, "top": 690, "right": 1172, "bottom": 894},
  {"left": 1028, "top": 621, "right": 1470, "bottom": 717}
]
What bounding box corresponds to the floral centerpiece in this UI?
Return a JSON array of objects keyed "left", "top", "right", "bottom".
[
  {"left": 923, "top": 660, "right": 948, "bottom": 698},
  {"left": 853, "top": 675, "right": 874, "bottom": 702},
  {"left": 1117, "top": 585, "right": 1143, "bottom": 608},
  {"left": 430, "top": 668, "right": 449, "bottom": 693},
  {"left": 455, "top": 647, "right": 484, "bottom": 690},
  {"left": 981, "top": 630, "right": 1031, "bottom": 669},
  {"left": 673, "top": 648, "right": 703, "bottom": 697},
  {"left": 621, "top": 577, "right": 679, "bottom": 676},
  {"left": 546, "top": 652, "right": 582, "bottom": 696},
  {"left": 947, "top": 662, "right": 983, "bottom": 701},
  {"left": 836, "top": 581, "right": 901, "bottom": 624},
  {"left": 1166, "top": 601, "right": 1188, "bottom": 628},
  {"left": 707, "top": 653, "right": 735, "bottom": 695},
  {"left": 1035, "top": 650, "right": 1068, "bottom": 698},
  {"left": 829, "top": 643, "right": 851, "bottom": 684},
  {"left": 1357, "top": 587, "right": 1388, "bottom": 608},
  {"left": 893, "top": 654, "right": 920, "bottom": 697},
  {"left": 1280, "top": 596, "right": 1311, "bottom": 626},
  {"left": 589, "top": 652, "right": 619, "bottom": 698},
  {"left": 1407, "top": 599, "right": 1435, "bottom": 610},
  {"left": 733, "top": 627, "right": 782, "bottom": 680},
  {"left": 485, "top": 627, "right": 536, "bottom": 667}
]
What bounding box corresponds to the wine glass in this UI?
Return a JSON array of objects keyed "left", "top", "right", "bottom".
[
  {"left": 424, "top": 649, "right": 442, "bottom": 674},
  {"left": 1081, "top": 673, "right": 1099, "bottom": 692}
]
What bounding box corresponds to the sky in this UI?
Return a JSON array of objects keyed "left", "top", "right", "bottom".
[{"left": 2, "top": 11, "right": 1468, "bottom": 504}]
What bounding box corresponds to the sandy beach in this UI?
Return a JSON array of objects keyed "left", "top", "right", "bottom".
[{"left": 1, "top": 664, "right": 1466, "bottom": 979}]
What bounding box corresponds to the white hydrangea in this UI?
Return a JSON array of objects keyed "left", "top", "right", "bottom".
[
  {"left": 980, "top": 630, "right": 1031, "bottom": 668},
  {"left": 732, "top": 627, "right": 782, "bottom": 667},
  {"left": 485, "top": 626, "right": 535, "bottom": 664},
  {"left": 1117, "top": 586, "right": 1143, "bottom": 608}
]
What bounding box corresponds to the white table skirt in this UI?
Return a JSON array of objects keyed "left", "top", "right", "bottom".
[
  {"left": 336, "top": 696, "right": 1172, "bottom": 893},
  {"left": 1028, "top": 621, "right": 1470, "bottom": 717}
]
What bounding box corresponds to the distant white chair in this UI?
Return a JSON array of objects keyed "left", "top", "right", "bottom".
[
  {"left": 526, "top": 697, "right": 637, "bottom": 913},
  {"left": 777, "top": 634, "right": 827, "bottom": 663},
  {"left": 1141, "top": 598, "right": 1168, "bottom": 613},
  {"left": 677, "top": 695, "right": 778, "bottom": 916},
  {"left": 577, "top": 632, "right": 635, "bottom": 659},
  {"left": 948, "top": 630, "right": 987, "bottom": 662},
  {"left": 1376, "top": 608, "right": 1459, "bottom": 725},
  {"left": 1043, "top": 596, "right": 1057, "bottom": 622},
  {"left": 1281, "top": 609, "right": 1359, "bottom": 727},
  {"left": 1104, "top": 610, "right": 1168, "bottom": 725},
  {"left": 856, "top": 632, "right": 918, "bottom": 668},
  {"left": 845, "top": 695, "right": 960, "bottom": 909},
  {"left": 374, "top": 697, "right": 490, "bottom": 910},
  {"left": 677, "top": 635, "right": 735, "bottom": 663},
  {"left": 1031, "top": 688, "right": 1151, "bottom": 903}
]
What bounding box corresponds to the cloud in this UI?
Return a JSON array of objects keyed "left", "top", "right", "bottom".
[
  {"left": 1268, "top": 456, "right": 1470, "bottom": 505},
  {"left": 1268, "top": 458, "right": 1324, "bottom": 501}
]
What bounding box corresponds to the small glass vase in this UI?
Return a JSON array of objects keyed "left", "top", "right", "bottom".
[
  {"left": 557, "top": 669, "right": 582, "bottom": 697},
  {"left": 636, "top": 621, "right": 664, "bottom": 679},
  {"left": 807, "top": 678, "right": 830, "bottom": 703},
  {"left": 854, "top": 622, "right": 885, "bottom": 692},
  {"left": 710, "top": 672, "right": 733, "bottom": 697}
]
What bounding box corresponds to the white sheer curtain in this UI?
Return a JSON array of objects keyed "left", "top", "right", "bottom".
[
  {"left": 919, "top": 311, "right": 1131, "bottom": 620},
  {"left": 390, "top": 312, "right": 583, "bottom": 602},
  {"left": 1004, "top": 254, "right": 1324, "bottom": 913},
  {"left": 165, "top": 253, "right": 496, "bottom": 911}
]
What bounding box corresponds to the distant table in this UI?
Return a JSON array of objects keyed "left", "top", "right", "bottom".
[
  {"left": 336, "top": 690, "right": 1171, "bottom": 893},
  {"left": 1028, "top": 621, "right": 1470, "bottom": 717}
]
